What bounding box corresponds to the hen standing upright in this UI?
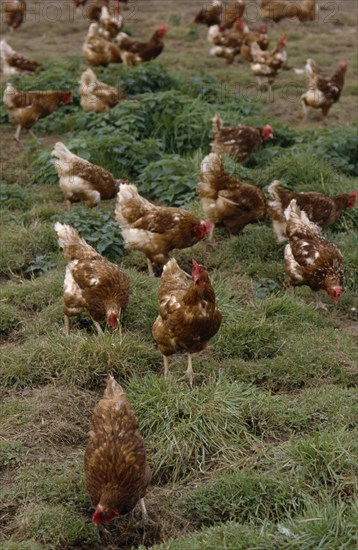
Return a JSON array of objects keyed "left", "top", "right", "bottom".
[
  {"left": 3, "top": 85, "right": 72, "bottom": 141},
  {"left": 284, "top": 200, "right": 344, "bottom": 304},
  {"left": 211, "top": 114, "right": 273, "bottom": 163},
  {"left": 300, "top": 59, "right": 348, "bottom": 121},
  {"left": 198, "top": 153, "right": 268, "bottom": 239},
  {"left": 54, "top": 223, "right": 130, "bottom": 334},
  {"left": 250, "top": 35, "right": 287, "bottom": 91},
  {"left": 268, "top": 181, "right": 357, "bottom": 242},
  {"left": 52, "top": 142, "right": 120, "bottom": 208},
  {"left": 152, "top": 259, "right": 222, "bottom": 386},
  {"left": 115, "top": 26, "right": 168, "bottom": 65},
  {"left": 4, "top": 0, "right": 26, "bottom": 30},
  {"left": 115, "top": 183, "right": 212, "bottom": 276},
  {"left": 85, "top": 375, "right": 151, "bottom": 526}
]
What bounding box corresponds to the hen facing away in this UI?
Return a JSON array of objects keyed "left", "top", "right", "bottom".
[
  {"left": 211, "top": 114, "right": 273, "bottom": 163},
  {"left": 79, "top": 68, "right": 125, "bottom": 113},
  {"left": 198, "top": 153, "right": 268, "bottom": 239},
  {"left": 85, "top": 375, "right": 151, "bottom": 527},
  {"left": 83, "top": 22, "right": 123, "bottom": 66},
  {"left": 52, "top": 142, "right": 120, "bottom": 208},
  {"left": 0, "top": 40, "right": 43, "bottom": 76},
  {"left": 300, "top": 59, "right": 348, "bottom": 121},
  {"left": 269, "top": 181, "right": 357, "bottom": 242},
  {"left": 284, "top": 200, "right": 344, "bottom": 305},
  {"left": 54, "top": 223, "right": 130, "bottom": 334},
  {"left": 250, "top": 35, "right": 287, "bottom": 91},
  {"left": 152, "top": 259, "right": 222, "bottom": 387},
  {"left": 115, "top": 183, "right": 212, "bottom": 276},
  {"left": 3, "top": 85, "right": 72, "bottom": 141}
]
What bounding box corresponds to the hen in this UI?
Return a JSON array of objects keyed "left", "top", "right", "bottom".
[
  {"left": 73, "top": 0, "right": 120, "bottom": 21},
  {"left": 85, "top": 375, "right": 151, "bottom": 526},
  {"left": 269, "top": 180, "right": 357, "bottom": 242},
  {"left": 211, "top": 114, "right": 273, "bottom": 163},
  {"left": 52, "top": 142, "right": 120, "bottom": 208},
  {"left": 54, "top": 223, "right": 130, "bottom": 334},
  {"left": 194, "top": 0, "right": 245, "bottom": 29},
  {"left": 251, "top": 35, "right": 287, "bottom": 91},
  {"left": 284, "top": 200, "right": 344, "bottom": 303},
  {"left": 115, "top": 26, "right": 168, "bottom": 65},
  {"left": 198, "top": 153, "right": 268, "bottom": 238},
  {"left": 115, "top": 183, "right": 212, "bottom": 276},
  {"left": 300, "top": 59, "right": 348, "bottom": 122},
  {"left": 3, "top": 84, "right": 72, "bottom": 141},
  {"left": 152, "top": 259, "right": 222, "bottom": 386},
  {"left": 261, "top": 0, "right": 317, "bottom": 22},
  {"left": 83, "top": 22, "right": 123, "bottom": 66},
  {"left": 240, "top": 24, "right": 269, "bottom": 62},
  {"left": 98, "top": 4, "right": 123, "bottom": 40},
  {"left": 80, "top": 68, "right": 125, "bottom": 113},
  {"left": 4, "top": 0, "right": 26, "bottom": 30},
  {"left": 0, "top": 40, "right": 42, "bottom": 76},
  {"left": 193, "top": 0, "right": 223, "bottom": 26},
  {"left": 220, "top": 0, "right": 246, "bottom": 30},
  {"left": 209, "top": 18, "right": 248, "bottom": 64}
]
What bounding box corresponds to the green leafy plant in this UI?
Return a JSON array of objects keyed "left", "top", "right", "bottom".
[
  {"left": 54, "top": 208, "right": 124, "bottom": 260},
  {"left": 25, "top": 255, "right": 56, "bottom": 276},
  {"left": 139, "top": 154, "right": 198, "bottom": 206}
]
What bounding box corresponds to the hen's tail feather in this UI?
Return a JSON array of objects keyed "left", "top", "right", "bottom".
[
  {"left": 268, "top": 180, "right": 283, "bottom": 200},
  {"left": 51, "top": 142, "right": 76, "bottom": 163},
  {"left": 115, "top": 183, "right": 153, "bottom": 227},
  {"left": 284, "top": 199, "right": 320, "bottom": 239},
  {"left": 0, "top": 39, "right": 14, "bottom": 57},
  {"left": 103, "top": 375, "right": 125, "bottom": 400},
  {"left": 54, "top": 222, "right": 98, "bottom": 261},
  {"left": 200, "top": 153, "right": 223, "bottom": 184}
]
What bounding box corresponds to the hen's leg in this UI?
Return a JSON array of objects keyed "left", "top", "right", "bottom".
[
  {"left": 179, "top": 354, "right": 194, "bottom": 387},
  {"left": 94, "top": 321, "right": 104, "bottom": 335},
  {"left": 64, "top": 314, "right": 70, "bottom": 335},
  {"left": 139, "top": 498, "right": 151, "bottom": 527},
  {"left": 14, "top": 125, "right": 22, "bottom": 142},
  {"left": 65, "top": 199, "right": 72, "bottom": 210},
  {"left": 208, "top": 223, "right": 215, "bottom": 243},
  {"left": 300, "top": 99, "right": 308, "bottom": 120},
  {"left": 29, "top": 129, "right": 38, "bottom": 141},
  {"left": 314, "top": 294, "right": 329, "bottom": 311},
  {"left": 147, "top": 258, "right": 155, "bottom": 277},
  {"left": 163, "top": 355, "right": 169, "bottom": 378}
]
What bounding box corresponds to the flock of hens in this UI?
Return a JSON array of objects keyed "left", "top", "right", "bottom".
[{"left": 1, "top": 0, "right": 356, "bottom": 533}]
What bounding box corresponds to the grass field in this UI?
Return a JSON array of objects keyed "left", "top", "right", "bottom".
[{"left": 0, "top": 1, "right": 357, "bottom": 549}]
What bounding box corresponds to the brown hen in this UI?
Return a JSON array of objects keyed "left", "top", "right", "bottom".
[
  {"left": 3, "top": 84, "right": 72, "bottom": 141},
  {"left": 152, "top": 259, "right": 222, "bottom": 386},
  {"left": 115, "top": 183, "right": 212, "bottom": 276},
  {"left": 198, "top": 153, "right": 268, "bottom": 239},
  {"left": 52, "top": 142, "right": 120, "bottom": 208},
  {"left": 284, "top": 200, "right": 344, "bottom": 303},
  {"left": 269, "top": 181, "right": 357, "bottom": 242},
  {"left": 85, "top": 375, "right": 151, "bottom": 526},
  {"left": 54, "top": 223, "right": 130, "bottom": 334},
  {"left": 211, "top": 114, "right": 273, "bottom": 163},
  {"left": 301, "top": 59, "right": 348, "bottom": 121},
  {"left": 4, "top": 0, "right": 26, "bottom": 30}
]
